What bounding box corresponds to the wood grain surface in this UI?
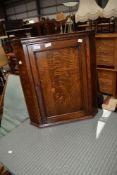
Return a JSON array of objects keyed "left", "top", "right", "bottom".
[{"left": 13, "top": 31, "right": 97, "bottom": 127}]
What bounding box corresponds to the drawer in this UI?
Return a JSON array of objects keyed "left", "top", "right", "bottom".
[
  {"left": 96, "top": 38, "right": 115, "bottom": 67},
  {"left": 98, "top": 71, "right": 114, "bottom": 79},
  {"left": 97, "top": 70, "right": 116, "bottom": 96}
]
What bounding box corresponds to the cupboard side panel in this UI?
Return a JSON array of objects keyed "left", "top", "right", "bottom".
[
  {"left": 86, "top": 35, "right": 97, "bottom": 114},
  {"left": 12, "top": 41, "right": 41, "bottom": 126}
]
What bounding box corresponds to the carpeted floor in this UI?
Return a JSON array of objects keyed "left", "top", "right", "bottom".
[
  {"left": 0, "top": 109, "right": 117, "bottom": 175},
  {"left": 0, "top": 74, "right": 29, "bottom": 138}
]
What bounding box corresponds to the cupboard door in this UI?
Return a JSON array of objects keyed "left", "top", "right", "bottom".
[{"left": 28, "top": 39, "right": 90, "bottom": 124}]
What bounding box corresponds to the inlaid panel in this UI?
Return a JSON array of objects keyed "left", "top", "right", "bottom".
[{"left": 35, "top": 47, "right": 83, "bottom": 117}]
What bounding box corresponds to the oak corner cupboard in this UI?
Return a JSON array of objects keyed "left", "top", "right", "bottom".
[{"left": 13, "top": 31, "right": 97, "bottom": 127}]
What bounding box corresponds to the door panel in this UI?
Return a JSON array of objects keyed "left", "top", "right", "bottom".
[
  {"left": 35, "top": 47, "right": 83, "bottom": 117},
  {"left": 28, "top": 39, "right": 89, "bottom": 124}
]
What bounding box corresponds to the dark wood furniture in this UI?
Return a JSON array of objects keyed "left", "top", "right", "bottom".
[
  {"left": 6, "top": 53, "right": 18, "bottom": 74},
  {"left": 76, "top": 18, "right": 115, "bottom": 33},
  {"left": 5, "top": 20, "right": 31, "bottom": 38},
  {"left": 6, "top": 28, "right": 32, "bottom": 38},
  {"left": 115, "top": 18, "right": 117, "bottom": 33},
  {"left": 0, "top": 22, "right": 5, "bottom": 36},
  {"left": 13, "top": 31, "right": 97, "bottom": 127},
  {"left": 96, "top": 33, "right": 117, "bottom": 96},
  {"left": 0, "top": 163, "right": 13, "bottom": 175},
  {"left": 96, "top": 17, "right": 115, "bottom": 33},
  {"left": 23, "top": 20, "right": 56, "bottom": 37}
]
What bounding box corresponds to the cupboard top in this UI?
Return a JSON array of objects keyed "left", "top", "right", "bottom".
[{"left": 15, "top": 30, "right": 95, "bottom": 45}]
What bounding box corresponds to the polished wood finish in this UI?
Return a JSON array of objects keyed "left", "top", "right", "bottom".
[
  {"left": 13, "top": 31, "right": 97, "bottom": 127},
  {"left": 97, "top": 69, "right": 116, "bottom": 95},
  {"left": 96, "top": 33, "right": 117, "bottom": 96}
]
